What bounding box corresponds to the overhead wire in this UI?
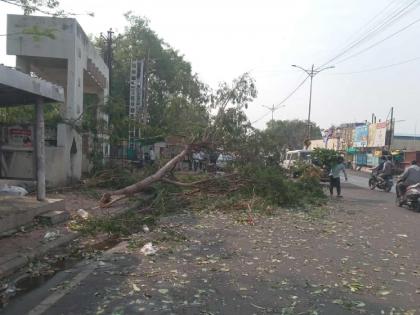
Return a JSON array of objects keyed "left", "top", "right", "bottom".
[
  {"left": 251, "top": 75, "right": 309, "bottom": 125},
  {"left": 341, "top": 0, "right": 400, "bottom": 44},
  {"left": 332, "top": 16, "right": 420, "bottom": 66},
  {"left": 331, "top": 55, "right": 420, "bottom": 75},
  {"left": 319, "top": 0, "right": 420, "bottom": 68},
  {"left": 320, "top": 0, "right": 419, "bottom": 67}
]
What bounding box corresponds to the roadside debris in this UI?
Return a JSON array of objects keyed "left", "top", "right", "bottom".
[
  {"left": 140, "top": 242, "right": 158, "bottom": 256},
  {"left": 76, "top": 209, "right": 90, "bottom": 220},
  {"left": 43, "top": 230, "right": 60, "bottom": 242},
  {"left": 0, "top": 184, "right": 28, "bottom": 196},
  {"left": 142, "top": 224, "right": 150, "bottom": 233}
]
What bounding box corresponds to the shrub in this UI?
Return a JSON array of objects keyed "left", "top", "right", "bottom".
[{"left": 240, "top": 164, "right": 326, "bottom": 207}]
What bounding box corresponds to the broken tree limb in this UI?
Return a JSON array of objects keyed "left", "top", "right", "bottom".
[
  {"left": 100, "top": 145, "right": 191, "bottom": 207},
  {"left": 161, "top": 173, "right": 238, "bottom": 187}
]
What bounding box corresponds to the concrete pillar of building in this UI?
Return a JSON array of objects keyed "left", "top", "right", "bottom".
[
  {"left": 35, "top": 97, "right": 46, "bottom": 201},
  {"left": 16, "top": 56, "right": 31, "bottom": 74}
]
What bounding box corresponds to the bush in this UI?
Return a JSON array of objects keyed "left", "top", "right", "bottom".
[
  {"left": 311, "top": 148, "right": 341, "bottom": 170},
  {"left": 240, "top": 164, "right": 326, "bottom": 207}
]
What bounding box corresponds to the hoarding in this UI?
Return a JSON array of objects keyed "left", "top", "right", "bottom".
[
  {"left": 368, "top": 121, "right": 388, "bottom": 147},
  {"left": 353, "top": 125, "right": 368, "bottom": 147}
]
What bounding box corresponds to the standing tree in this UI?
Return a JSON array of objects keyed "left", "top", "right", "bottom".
[
  {"left": 1, "top": 0, "right": 61, "bottom": 15},
  {"left": 105, "top": 14, "right": 209, "bottom": 144},
  {"left": 260, "top": 119, "right": 322, "bottom": 161}
]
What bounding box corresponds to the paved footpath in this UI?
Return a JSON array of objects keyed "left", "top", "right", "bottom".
[{"left": 2, "top": 182, "right": 420, "bottom": 315}]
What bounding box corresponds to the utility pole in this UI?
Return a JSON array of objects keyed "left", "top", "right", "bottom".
[
  {"left": 262, "top": 104, "right": 286, "bottom": 122},
  {"left": 100, "top": 28, "right": 114, "bottom": 95},
  {"left": 388, "top": 106, "right": 394, "bottom": 151},
  {"left": 262, "top": 104, "right": 276, "bottom": 121},
  {"left": 292, "top": 64, "right": 334, "bottom": 139},
  {"left": 143, "top": 48, "right": 150, "bottom": 124},
  {"left": 106, "top": 28, "right": 113, "bottom": 95}
]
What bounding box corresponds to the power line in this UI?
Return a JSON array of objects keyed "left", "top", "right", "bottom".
[
  {"left": 331, "top": 55, "right": 420, "bottom": 75},
  {"left": 319, "top": 0, "right": 420, "bottom": 68},
  {"left": 320, "top": 0, "right": 419, "bottom": 67},
  {"left": 251, "top": 75, "right": 309, "bottom": 125},
  {"left": 333, "top": 16, "right": 420, "bottom": 65},
  {"left": 342, "top": 0, "right": 400, "bottom": 43}
]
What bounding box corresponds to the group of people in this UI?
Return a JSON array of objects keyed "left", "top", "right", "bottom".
[{"left": 328, "top": 154, "right": 420, "bottom": 202}]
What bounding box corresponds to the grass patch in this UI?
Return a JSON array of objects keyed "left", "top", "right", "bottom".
[{"left": 70, "top": 209, "right": 156, "bottom": 236}]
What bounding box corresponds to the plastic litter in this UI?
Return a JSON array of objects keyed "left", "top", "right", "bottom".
[
  {"left": 0, "top": 184, "right": 28, "bottom": 196},
  {"left": 140, "top": 242, "right": 158, "bottom": 256},
  {"left": 4, "top": 283, "right": 16, "bottom": 295},
  {"left": 76, "top": 209, "right": 90, "bottom": 220},
  {"left": 142, "top": 224, "right": 150, "bottom": 233},
  {"left": 43, "top": 230, "right": 60, "bottom": 241}
]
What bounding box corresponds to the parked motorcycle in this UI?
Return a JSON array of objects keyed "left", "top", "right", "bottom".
[
  {"left": 396, "top": 182, "right": 420, "bottom": 212},
  {"left": 368, "top": 171, "right": 393, "bottom": 192}
]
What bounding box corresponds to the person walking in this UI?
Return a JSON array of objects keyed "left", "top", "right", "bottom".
[{"left": 329, "top": 156, "right": 348, "bottom": 197}]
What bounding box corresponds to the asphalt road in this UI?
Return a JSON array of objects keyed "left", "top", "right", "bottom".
[
  {"left": 346, "top": 170, "right": 397, "bottom": 194},
  {"left": 2, "top": 180, "right": 419, "bottom": 315}
]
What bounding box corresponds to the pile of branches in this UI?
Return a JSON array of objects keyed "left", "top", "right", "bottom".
[{"left": 162, "top": 173, "right": 249, "bottom": 195}]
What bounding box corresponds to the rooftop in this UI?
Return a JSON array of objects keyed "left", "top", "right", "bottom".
[{"left": 0, "top": 64, "right": 64, "bottom": 107}]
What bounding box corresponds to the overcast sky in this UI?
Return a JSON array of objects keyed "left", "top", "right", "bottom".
[{"left": 1, "top": 0, "right": 420, "bottom": 134}]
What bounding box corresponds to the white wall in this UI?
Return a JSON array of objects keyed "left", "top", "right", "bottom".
[{"left": 6, "top": 15, "right": 109, "bottom": 185}]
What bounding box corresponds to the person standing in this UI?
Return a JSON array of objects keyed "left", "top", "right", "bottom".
[
  {"left": 149, "top": 146, "right": 156, "bottom": 165},
  {"left": 329, "top": 156, "right": 348, "bottom": 197}
]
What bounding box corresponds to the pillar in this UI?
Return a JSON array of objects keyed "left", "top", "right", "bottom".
[{"left": 35, "top": 97, "right": 46, "bottom": 201}]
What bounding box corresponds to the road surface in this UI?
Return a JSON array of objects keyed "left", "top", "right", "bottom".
[
  {"left": 2, "top": 181, "right": 419, "bottom": 315},
  {"left": 346, "top": 170, "right": 397, "bottom": 194}
]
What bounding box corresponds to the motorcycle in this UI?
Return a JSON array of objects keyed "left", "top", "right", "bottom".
[
  {"left": 368, "top": 171, "right": 393, "bottom": 192},
  {"left": 396, "top": 182, "right": 420, "bottom": 212}
]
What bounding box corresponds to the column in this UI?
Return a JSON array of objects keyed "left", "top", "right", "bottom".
[{"left": 36, "top": 97, "right": 46, "bottom": 201}]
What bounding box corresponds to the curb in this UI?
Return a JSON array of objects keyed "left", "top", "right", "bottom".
[{"left": 0, "top": 232, "right": 80, "bottom": 280}]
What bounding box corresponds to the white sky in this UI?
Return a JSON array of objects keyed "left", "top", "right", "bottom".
[{"left": 1, "top": 0, "right": 420, "bottom": 134}]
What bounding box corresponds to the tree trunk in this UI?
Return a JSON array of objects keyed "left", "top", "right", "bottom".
[{"left": 100, "top": 145, "right": 190, "bottom": 206}]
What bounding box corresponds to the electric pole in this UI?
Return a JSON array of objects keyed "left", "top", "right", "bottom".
[
  {"left": 262, "top": 104, "right": 286, "bottom": 122},
  {"left": 101, "top": 28, "right": 114, "bottom": 95},
  {"left": 262, "top": 104, "right": 276, "bottom": 121},
  {"left": 388, "top": 106, "right": 394, "bottom": 151},
  {"left": 106, "top": 28, "right": 113, "bottom": 95},
  {"left": 291, "top": 64, "right": 334, "bottom": 139}
]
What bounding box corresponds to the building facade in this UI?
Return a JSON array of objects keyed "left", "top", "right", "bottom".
[{"left": 5, "top": 14, "right": 109, "bottom": 184}]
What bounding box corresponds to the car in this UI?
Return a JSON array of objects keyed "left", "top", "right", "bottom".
[
  {"left": 216, "top": 154, "right": 234, "bottom": 170},
  {"left": 282, "top": 150, "right": 312, "bottom": 170}
]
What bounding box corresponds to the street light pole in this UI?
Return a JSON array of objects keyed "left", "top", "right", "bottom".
[
  {"left": 292, "top": 64, "right": 334, "bottom": 139},
  {"left": 307, "top": 64, "right": 314, "bottom": 137},
  {"left": 262, "top": 104, "right": 286, "bottom": 122}
]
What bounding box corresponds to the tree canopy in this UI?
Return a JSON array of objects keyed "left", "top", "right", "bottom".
[
  {"left": 258, "top": 119, "right": 322, "bottom": 161},
  {"left": 2, "top": 0, "right": 61, "bottom": 15},
  {"left": 106, "top": 14, "right": 209, "bottom": 143}
]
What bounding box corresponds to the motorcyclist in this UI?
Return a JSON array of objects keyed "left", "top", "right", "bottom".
[
  {"left": 379, "top": 156, "right": 393, "bottom": 183},
  {"left": 371, "top": 156, "right": 386, "bottom": 183},
  {"left": 372, "top": 156, "right": 386, "bottom": 175},
  {"left": 396, "top": 160, "right": 420, "bottom": 200}
]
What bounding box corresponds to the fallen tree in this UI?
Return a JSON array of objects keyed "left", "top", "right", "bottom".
[
  {"left": 100, "top": 145, "right": 191, "bottom": 207},
  {"left": 100, "top": 73, "right": 257, "bottom": 208}
]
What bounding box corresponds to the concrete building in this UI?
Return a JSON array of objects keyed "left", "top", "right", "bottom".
[
  {"left": 0, "top": 64, "right": 64, "bottom": 200},
  {"left": 5, "top": 14, "right": 109, "bottom": 185},
  {"left": 392, "top": 135, "right": 420, "bottom": 151}
]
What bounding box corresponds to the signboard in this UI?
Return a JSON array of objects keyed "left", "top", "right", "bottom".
[
  {"left": 353, "top": 125, "right": 368, "bottom": 147},
  {"left": 367, "top": 122, "right": 388, "bottom": 147},
  {"left": 7, "top": 126, "right": 33, "bottom": 147},
  {"left": 369, "top": 121, "right": 387, "bottom": 147}
]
